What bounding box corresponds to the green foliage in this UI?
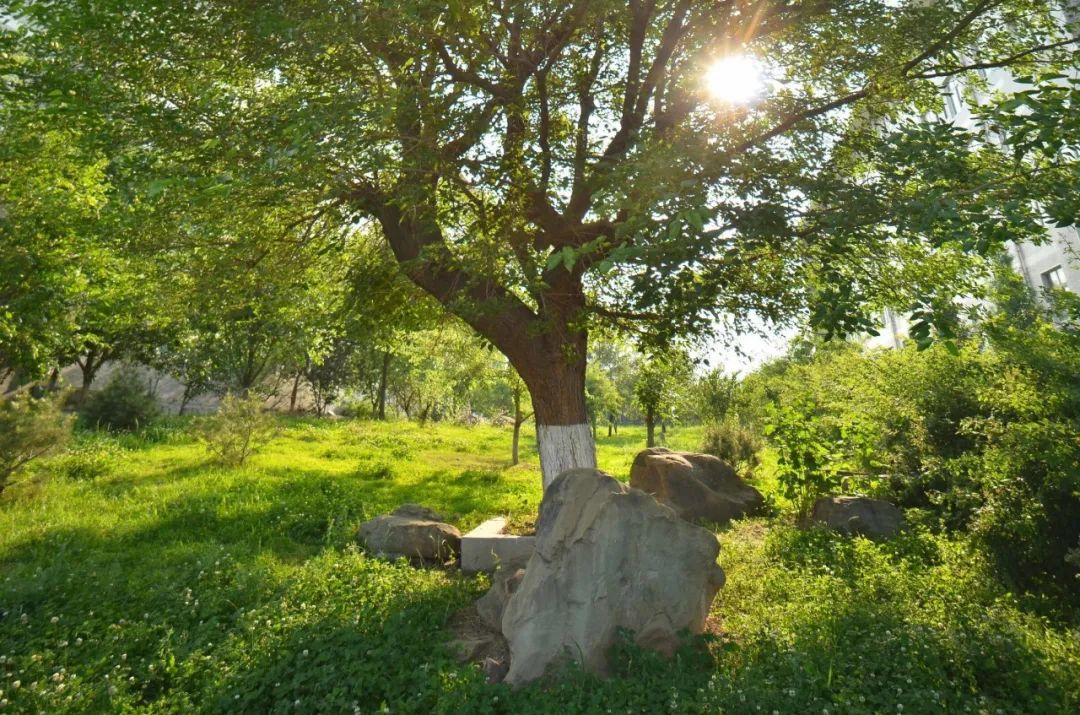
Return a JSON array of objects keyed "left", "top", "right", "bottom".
[
  {"left": 701, "top": 421, "right": 762, "bottom": 477},
  {"left": 694, "top": 369, "right": 738, "bottom": 424},
  {"left": 80, "top": 367, "right": 161, "bottom": 432},
  {"left": 194, "top": 393, "right": 278, "bottom": 467},
  {"left": 633, "top": 349, "right": 693, "bottom": 443},
  {"left": 1, "top": 421, "right": 1077, "bottom": 712},
  {"left": 746, "top": 278, "right": 1080, "bottom": 602},
  {"left": 0, "top": 391, "right": 73, "bottom": 494},
  {"left": 49, "top": 439, "right": 122, "bottom": 482}
]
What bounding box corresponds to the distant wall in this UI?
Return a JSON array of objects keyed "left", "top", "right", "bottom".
[{"left": 2, "top": 361, "right": 319, "bottom": 415}]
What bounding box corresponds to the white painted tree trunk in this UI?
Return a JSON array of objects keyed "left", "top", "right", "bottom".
[{"left": 536, "top": 423, "right": 597, "bottom": 491}]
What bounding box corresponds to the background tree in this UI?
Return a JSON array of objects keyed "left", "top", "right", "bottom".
[
  {"left": 634, "top": 350, "right": 694, "bottom": 448},
  {"left": 585, "top": 363, "right": 622, "bottom": 439},
  {"left": 695, "top": 368, "right": 738, "bottom": 425}
]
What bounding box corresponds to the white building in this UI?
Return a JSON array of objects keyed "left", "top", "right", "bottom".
[{"left": 870, "top": 16, "right": 1080, "bottom": 350}]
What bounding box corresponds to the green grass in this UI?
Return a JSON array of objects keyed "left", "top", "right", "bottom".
[{"left": 1, "top": 419, "right": 1077, "bottom": 713}]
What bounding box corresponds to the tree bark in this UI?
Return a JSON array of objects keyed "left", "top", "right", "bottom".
[
  {"left": 76, "top": 348, "right": 105, "bottom": 403},
  {"left": 361, "top": 189, "right": 597, "bottom": 488},
  {"left": 512, "top": 420, "right": 522, "bottom": 465},
  {"left": 289, "top": 371, "right": 302, "bottom": 412},
  {"left": 521, "top": 346, "right": 596, "bottom": 490},
  {"left": 377, "top": 351, "right": 390, "bottom": 420},
  {"left": 646, "top": 407, "right": 656, "bottom": 448}
]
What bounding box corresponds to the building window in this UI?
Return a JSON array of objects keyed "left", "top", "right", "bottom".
[
  {"left": 1041, "top": 265, "right": 1067, "bottom": 290},
  {"left": 940, "top": 82, "right": 961, "bottom": 119}
]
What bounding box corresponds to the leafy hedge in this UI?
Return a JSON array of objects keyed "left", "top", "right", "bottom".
[{"left": 746, "top": 282, "right": 1080, "bottom": 606}]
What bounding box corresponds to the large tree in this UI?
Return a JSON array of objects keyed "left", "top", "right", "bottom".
[{"left": 7, "top": 1, "right": 1077, "bottom": 485}]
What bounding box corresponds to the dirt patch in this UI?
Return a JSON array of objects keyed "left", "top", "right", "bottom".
[{"left": 446, "top": 603, "right": 511, "bottom": 683}]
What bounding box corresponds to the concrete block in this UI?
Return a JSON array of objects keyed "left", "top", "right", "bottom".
[{"left": 461, "top": 517, "right": 535, "bottom": 574}]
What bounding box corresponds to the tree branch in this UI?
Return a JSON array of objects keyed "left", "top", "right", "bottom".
[{"left": 912, "top": 35, "right": 1080, "bottom": 79}]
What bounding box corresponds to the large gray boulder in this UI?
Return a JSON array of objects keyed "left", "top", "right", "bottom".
[
  {"left": 358, "top": 513, "right": 462, "bottom": 562},
  {"left": 630, "top": 447, "right": 764, "bottom": 525},
  {"left": 501, "top": 468, "right": 726, "bottom": 685},
  {"left": 811, "top": 496, "right": 904, "bottom": 538}
]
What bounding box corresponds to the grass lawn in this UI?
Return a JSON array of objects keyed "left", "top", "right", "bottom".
[{"left": 1, "top": 419, "right": 1077, "bottom": 713}]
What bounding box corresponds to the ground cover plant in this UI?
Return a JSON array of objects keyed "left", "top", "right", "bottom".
[{"left": 1, "top": 419, "right": 1077, "bottom": 714}]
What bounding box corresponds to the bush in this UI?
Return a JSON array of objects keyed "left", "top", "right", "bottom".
[
  {"left": 701, "top": 420, "right": 762, "bottom": 476},
  {"left": 194, "top": 393, "right": 278, "bottom": 466},
  {"left": 743, "top": 283, "right": 1080, "bottom": 604},
  {"left": 0, "top": 391, "right": 73, "bottom": 495},
  {"left": 50, "top": 439, "right": 122, "bottom": 481},
  {"left": 81, "top": 367, "right": 161, "bottom": 431}
]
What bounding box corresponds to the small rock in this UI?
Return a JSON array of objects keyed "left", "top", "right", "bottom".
[
  {"left": 358, "top": 514, "right": 461, "bottom": 562},
  {"left": 630, "top": 447, "right": 764, "bottom": 525},
  {"left": 476, "top": 566, "right": 526, "bottom": 631},
  {"left": 811, "top": 496, "right": 905, "bottom": 538}
]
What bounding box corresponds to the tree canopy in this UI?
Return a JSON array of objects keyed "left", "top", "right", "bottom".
[{"left": 3, "top": 0, "right": 1078, "bottom": 480}]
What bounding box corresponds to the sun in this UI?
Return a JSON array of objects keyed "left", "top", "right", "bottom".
[{"left": 704, "top": 54, "right": 764, "bottom": 105}]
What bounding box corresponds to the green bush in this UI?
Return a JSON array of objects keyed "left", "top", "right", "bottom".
[
  {"left": 744, "top": 283, "right": 1080, "bottom": 604},
  {"left": 700, "top": 420, "right": 762, "bottom": 476},
  {"left": 0, "top": 391, "right": 73, "bottom": 495},
  {"left": 194, "top": 393, "right": 278, "bottom": 466},
  {"left": 80, "top": 367, "right": 161, "bottom": 431},
  {"left": 50, "top": 440, "right": 122, "bottom": 481}
]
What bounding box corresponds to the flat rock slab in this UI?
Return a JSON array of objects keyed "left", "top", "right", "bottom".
[
  {"left": 501, "top": 468, "right": 726, "bottom": 685},
  {"left": 461, "top": 517, "right": 535, "bottom": 574},
  {"left": 630, "top": 447, "right": 764, "bottom": 525},
  {"left": 812, "top": 496, "right": 905, "bottom": 538}
]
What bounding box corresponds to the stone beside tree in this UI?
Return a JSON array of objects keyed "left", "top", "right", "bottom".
[
  {"left": 498, "top": 468, "right": 726, "bottom": 684},
  {"left": 358, "top": 505, "right": 462, "bottom": 563},
  {"left": 630, "top": 447, "right": 764, "bottom": 526},
  {"left": 811, "top": 496, "right": 905, "bottom": 539}
]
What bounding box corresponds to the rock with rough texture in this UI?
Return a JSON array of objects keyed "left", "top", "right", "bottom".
[
  {"left": 811, "top": 496, "right": 905, "bottom": 538},
  {"left": 629, "top": 447, "right": 764, "bottom": 525},
  {"left": 501, "top": 468, "right": 726, "bottom": 685},
  {"left": 476, "top": 566, "right": 526, "bottom": 631},
  {"left": 358, "top": 514, "right": 462, "bottom": 562}
]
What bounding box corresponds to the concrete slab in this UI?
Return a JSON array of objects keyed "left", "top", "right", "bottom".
[{"left": 461, "top": 517, "right": 535, "bottom": 574}]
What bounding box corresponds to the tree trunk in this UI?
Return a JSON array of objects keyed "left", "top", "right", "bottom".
[
  {"left": 366, "top": 197, "right": 596, "bottom": 489},
  {"left": 512, "top": 420, "right": 521, "bottom": 465},
  {"left": 646, "top": 407, "right": 656, "bottom": 448},
  {"left": 607, "top": 421, "right": 612, "bottom": 437},
  {"left": 377, "top": 351, "right": 390, "bottom": 420},
  {"left": 178, "top": 384, "right": 193, "bottom": 416},
  {"left": 76, "top": 348, "right": 103, "bottom": 403},
  {"left": 289, "top": 371, "right": 302, "bottom": 412},
  {"left": 521, "top": 349, "right": 596, "bottom": 491},
  {"left": 661, "top": 420, "right": 667, "bottom": 438}
]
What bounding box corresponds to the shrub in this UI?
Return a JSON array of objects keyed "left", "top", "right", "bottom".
[
  {"left": 50, "top": 439, "right": 122, "bottom": 481},
  {"left": 0, "top": 391, "right": 73, "bottom": 495},
  {"left": 81, "top": 367, "right": 161, "bottom": 431},
  {"left": 194, "top": 393, "right": 278, "bottom": 466},
  {"left": 701, "top": 420, "right": 762, "bottom": 476},
  {"left": 743, "top": 284, "right": 1080, "bottom": 602}
]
